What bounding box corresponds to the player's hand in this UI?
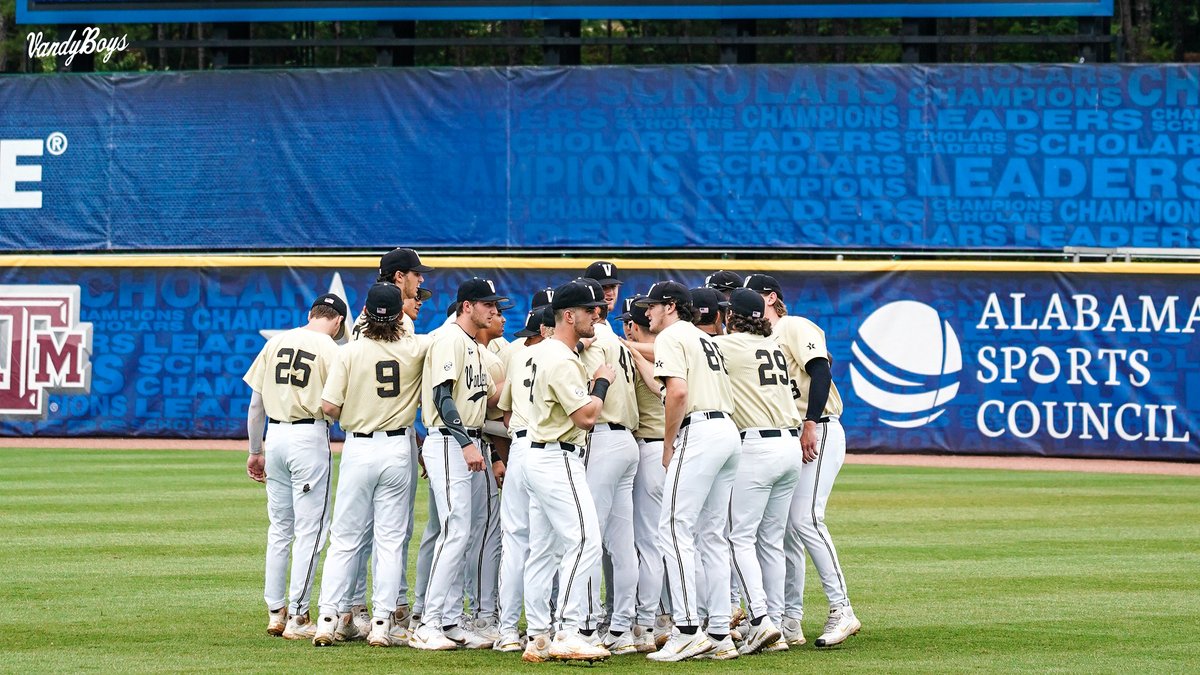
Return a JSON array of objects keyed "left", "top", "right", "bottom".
[
  {"left": 800, "top": 421, "right": 819, "bottom": 463},
  {"left": 593, "top": 363, "right": 616, "bottom": 384},
  {"left": 246, "top": 454, "right": 266, "bottom": 483},
  {"left": 418, "top": 453, "right": 428, "bottom": 479},
  {"left": 661, "top": 443, "right": 674, "bottom": 469},
  {"left": 623, "top": 340, "right": 646, "bottom": 363},
  {"left": 463, "top": 443, "right": 486, "bottom": 472},
  {"left": 492, "top": 460, "right": 506, "bottom": 488}
]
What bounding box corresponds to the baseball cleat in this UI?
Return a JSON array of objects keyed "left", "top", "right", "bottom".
[
  {"left": 266, "top": 608, "right": 288, "bottom": 637},
  {"left": 763, "top": 640, "right": 790, "bottom": 652},
  {"left": 312, "top": 613, "right": 339, "bottom": 647},
  {"left": 549, "top": 628, "right": 610, "bottom": 661},
  {"left": 815, "top": 605, "right": 860, "bottom": 648},
  {"left": 738, "top": 618, "right": 783, "bottom": 655},
  {"left": 471, "top": 615, "right": 502, "bottom": 643},
  {"left": 351, "top": 605, "right": 371, "bottom": 637},
  {"left": 333, "top": 611, "right": 364, "bottom": 642},
  {"left": 522, "top": 633, "right": 552, "bottom": 663},
  {"left": 445, "top": 623, "right": 494, "bottom": 649},
  {"left": 388, "top": 611, "right": 412, "bottom": 645},
  {"left": 693, "top": 634, "right": 738, "bottom": 660},
  {"left": 602, "top": 630, "right": 639, "bottom": 655},
  {"left": 653, "top": 614, "right": 673, "bottom": 649},
  {"left": 367, "top": 618, "right": 393, "bottom": 647},
  {"left": 780, "top": 615, "right": 807, "bottom": 646},
  {"left": 730, "top": 605, "right": 748, "bottom": 629},
  {"left": 282, "top": 613, "right": 317, "bottom": 640},
  {"left": 632, "top": 625, "right": 657, "bottom": 653},
  {"left": 647, "top": 629, "right": 713, "bottom": 662},
  {"left": 493, "top": 628, "right": 524, "bottom": 652},
  {"left": 409, "top": 623, "right": 458, "bottom": 651}
]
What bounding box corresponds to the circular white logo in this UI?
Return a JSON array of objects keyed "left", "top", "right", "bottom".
[
  {"left": 46, "top": 132, "right": 68, "bottom": 156},
  {"left": 850, "top": 300, "right": 961, "bottom": 428}
]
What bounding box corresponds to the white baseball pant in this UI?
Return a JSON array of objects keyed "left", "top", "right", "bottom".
[
  {"left": 464, "top": 441, "right": 502, "bottom": 620},
  {"left": 411, "top": 479, "right": 439, "bottom": 617},
  {"left": 419, "top": 429, "right": 479, "bottom": 629},
  {"left": 317, "top": 430, "right": 414, "bottom": 619},
  {"left": 497, "top": 433, "right": 531, "bottom": 634},
  {"left": 584, "top": 424, "right": 639, "bottom": 633},
  {"left": 523, "top": 442, "right": 603, "bottom": 636},
  {"left": 784, "top": 418, "right": 851, "bottom": 619},
  {"left": 728, "top": 429, "right": 801, "bottom": 624},
  {"left": 263, "top": 420, "right": 332, "bottom": 616},
  {"left": 658, "top": 413, "right": 740, "bottom": 632},
  {"left": 633, "top": 438, "right": 668, "bottom": 625}
]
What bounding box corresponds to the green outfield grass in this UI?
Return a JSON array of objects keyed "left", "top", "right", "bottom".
[{"left": 1, "top": 448, "right": 1197, "bottom": 673}]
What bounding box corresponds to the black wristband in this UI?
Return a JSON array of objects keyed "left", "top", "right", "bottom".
[
  {"left": 490, "top": 450, "right": 503, "bottom": 464},
  {"left": 591, "top": 377, "right": 612, "bottom": 402},
  {"left": 575, "top": 340, "right": 585, "bottom": 353}
]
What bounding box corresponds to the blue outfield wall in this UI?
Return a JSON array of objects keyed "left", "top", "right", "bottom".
[
  {"left": 0, "top": 257, "right": 1196, "bottom": 461},
  {"left": 2, "top": 65, "right": 1200, "bottom": 251}
]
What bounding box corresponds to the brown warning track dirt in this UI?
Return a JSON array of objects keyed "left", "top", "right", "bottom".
[{"left": 2, "top": 437, "right": 1196, "bottom": 477}]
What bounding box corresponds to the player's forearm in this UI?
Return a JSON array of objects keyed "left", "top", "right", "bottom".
[
  {"left": 804, "top": 357, "right": 832, "bottom": 422},
  {"left": 661, "top": 380, "right": 687, "bottom": 458},
  {"left": 321, "top": 399, "right": 342, "bottom": 421},
  {"left": 433, "top": 381, "right": 474, "bottom": 447},
  {"left": 246, "top": 391, "right": 266, "bottom": 455}
]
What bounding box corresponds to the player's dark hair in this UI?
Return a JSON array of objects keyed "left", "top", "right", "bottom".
[
  {"left": 673, "top": 302, "right": 696, "bottom": 323},
  {"left": 309, "top": 305, "right": 342, "bottom": 322},
  {"left": 728, "top": 313, "right": 772, "bottom": 337},
  {"left": 364, "top": 319, "right": 402, "bottom": 342}
]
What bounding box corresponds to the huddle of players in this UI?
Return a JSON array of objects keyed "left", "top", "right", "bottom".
[{"left": 243, "top": 248, "right": 861, "bottom": 663}]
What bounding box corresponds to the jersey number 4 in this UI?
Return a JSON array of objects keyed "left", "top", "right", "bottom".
[{"left": 274, "top": 348, "right": 316, "bottom": 388}]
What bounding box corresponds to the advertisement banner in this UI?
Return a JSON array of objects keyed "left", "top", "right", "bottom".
[
  {"left": 0, "top": 257, "right": 1195, "bottom": 461},
  {"left": 3, "top": 64, "right": 1199, "bottom": 252}
]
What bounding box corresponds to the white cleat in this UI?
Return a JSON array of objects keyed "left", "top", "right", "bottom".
[
  {"left": 388, "top": 610, "right": 411, "bottom": 645},
  {"left": 815, "top": 605, "right": 861, "bottom": 648},
  {"left": 780, "top": 615, "right": 807, "bottom": 646},
  {"left": 763, "top": 640, "right": 790, "bottom": 652},
  {"left": 632, "top": 625, "right": 657, "bottom": 653},
  {"left": 647, "top": 629, "right": 713, "bottom": 662},
  {"left": 409, "top": 623, "right": 458, "bottom": 651},
  {"left": 472, "top": 616, "right": 502, "bottom": 643},
  {"left": 312, "top": 613, "right": 338, "bottom": 647},
  {"left": 693, "top": 634, "right": 738, "bottom": 660},
  {"left": 445, "top": 623, "right": 494, "bottom": 649},
  {"left": 522, "top": 632, "right": 552, "bottom": 663},
  {"left": 282, "top": 614, "right": 316, "bottom": 640},
  {"left": 738, "top": 618, "right": 783, "bottom": 655},
  {"left": 603, "top": 630, "right": 639, "bottom": 655},
  {"left": 367, "top": 618, "right": 393, "bottom": 647},
  {"left": 493, "top": 628, "right": 525, "bottom": 652},
  {"left": 549, "top": 628, "right": 610, "bottom": 662},
  {"left": 333, "top": 611, "right": 364, "bottom": 642},
  {"left": 266, "top": 608, "right": 288, "bottom": 637},
  {"left": 352, "top": 605, "right": 371, "bottom": 637},
  {"left": 653, "top": 614, "right": 674, "bottom": 649}
]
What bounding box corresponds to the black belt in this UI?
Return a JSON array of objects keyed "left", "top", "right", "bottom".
[
  {"left": 638, "top": 437, "right": 664, "bottom": 443},
  {"left": 805, "top": 417, "right": 832, "bottom": 424},
  {"left": 531, "top": 441, "right": 581, "bottom": 454},
  {"left": 352, "top": 428, "right": 408, "bottom": 438},
  {"left": 680, "top": 411, "right": 728, "bottom": 429},
  {"left": 437, "top": 426, "right": 482, "bottom": 439},
  {"left": 594, "top": 422, "right": 627, "bottom": 431},
  {"left": 513, "top": 429, "right": 528, "bottom": 438},
  {"left": 268, "top": 418, "right": 315, "bottom": 425},
  {"left": 740, "top": 428, "right": 800, "bottom": 440}
]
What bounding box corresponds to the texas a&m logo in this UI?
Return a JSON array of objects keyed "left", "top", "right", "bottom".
[{"left": 0, "top": 285, "right": 93, "bottom": 416}]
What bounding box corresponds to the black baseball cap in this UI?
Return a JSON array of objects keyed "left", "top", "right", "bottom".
[
  {"left": 541, "top": 305, "right": 556, "bottom": 328},
  {"left": 617, "top": 295, "right": 650, "bottom": 328},
  {"left": 514, "top": 309, "right": 543, "bottom": 338},
  {"left": 705, "top": 270, "right": 743, "bottom": 293},
  {"left": 634, "top": 281, "right": 692, "bottom": 307},
  {"left": 456, "top": 277, "right": 508, "bottom": 304},
  {"left": 364, "top": 283, "right": 404, "bottom": 323},
  {"left": 728, "top": 287, "right": 766, "bottom": 319},
  {"left": 690, "top": 287, "right": 730, "bottom": 326},
  {"left": 310, "top": 292, "right": 349, "bottom": 340},
  {"left": 379, "top": 247, "right": 433, "bottom": 276},
  {"left": 743, "top": 273, "right": 784, "bottom": 299},
  {"left": 415, "top": 287, "right": 433, "bottom": 302},
  {"left": 531, "top": 286, "right": 555, "bottom": 309},
  {"left": 584, "top": 260, "right": 621, "bottom": 286},
  {"left": 552, "top": 279, "right": 608, "bottom": 310}
]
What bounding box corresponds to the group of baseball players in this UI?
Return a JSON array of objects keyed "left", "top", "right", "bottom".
[{"left": 242, "top": 247, "right": 861, "bottom": 662}]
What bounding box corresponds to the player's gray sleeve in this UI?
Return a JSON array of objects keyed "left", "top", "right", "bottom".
[
  {"left": 804, "top": 357, "right": 832, "bottom": 422},
  {"left": 433, "top": 381, "right": 474, "bottom": 448},
  {"left": 247, "top": 390, "right": 267, "bottom": 454}
]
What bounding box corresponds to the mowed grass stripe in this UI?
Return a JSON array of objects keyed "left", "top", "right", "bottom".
[{"left": 0, "top": 448, "right": 1197, "bottom": 673}]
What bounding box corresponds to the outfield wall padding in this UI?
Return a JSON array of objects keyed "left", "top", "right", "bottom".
[{"left": 0, "top": 257, "right": 1195, "bottom": 462}]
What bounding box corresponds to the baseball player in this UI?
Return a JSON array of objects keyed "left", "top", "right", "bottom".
[
  {"left": 410, "top": 277, "right": 506, "bottom": 651},
  {"left": 690, "top": 287, "right": 728, "bottom": 336},
  {"left": 616, "top": 296, "right": 672, "bottom": 653},
  {"left": 635, "top": 281, "right": 741, "bottom": 661},
  {"left": 715, "top": 288, "right": 803, "bottom": 654},
  {"left": 575, "top": 280, "right": 641, "bottom": 655},
  {"left": 745, "top": 273, "right": 861, "bottom": 649},
  {"left": 311, "top": 283, "right": 428, "bottom": 647},
  {"left": 520, "top": 280, "right": 613, "bottom": 663},
  {"left": 243, "top": 292, "right": 347, "bottom": 640},
  {"left": 705, "top": 271, "right": 743, "bottom": 299}
]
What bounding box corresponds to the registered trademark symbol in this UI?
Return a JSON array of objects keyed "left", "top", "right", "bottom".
[
  {"left": 49, "top": 401, "right": 60, "bottom": 413},
  {"left": 46, "top": 132, "right": 68, "bottom": 156}
]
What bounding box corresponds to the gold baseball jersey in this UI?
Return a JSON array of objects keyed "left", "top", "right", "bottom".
[
  {"left": 579, "top": 336, "right": 639, "bottom": 429},
  {"left": 487, "top": 335, "right": 510, "bottom": 356},
  {"left": 652, "top": 319, "right": 735, "bottom": 415},
  {"left": 715, "top": 332, "right": 803, "bottom": 430},
  {"left": 497, "top": 336, "right": 527, "bottom": 366},
  {"left": 481, "top": 344, "right": 506, "bottom": 422},
  {"left": 322, "top": 333, "right": 432, "bottom": 433},
  {"left": 773, "top": 315, "right": 844, "bottom": 418},
  {"left": 421, "top": 324, "right": 493, "bottom": 429},
  {"left": 243, "top": 327, "right": 341, "bottom": 422},
  {"left": 528, "top": 339, "right": 593, "bottom": 446},
  {"left": 500, "top": 340, "right": 548, "bottom": 431},
  {"left": 634, "top": 370, "right": 665, "bottom": 440}
]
